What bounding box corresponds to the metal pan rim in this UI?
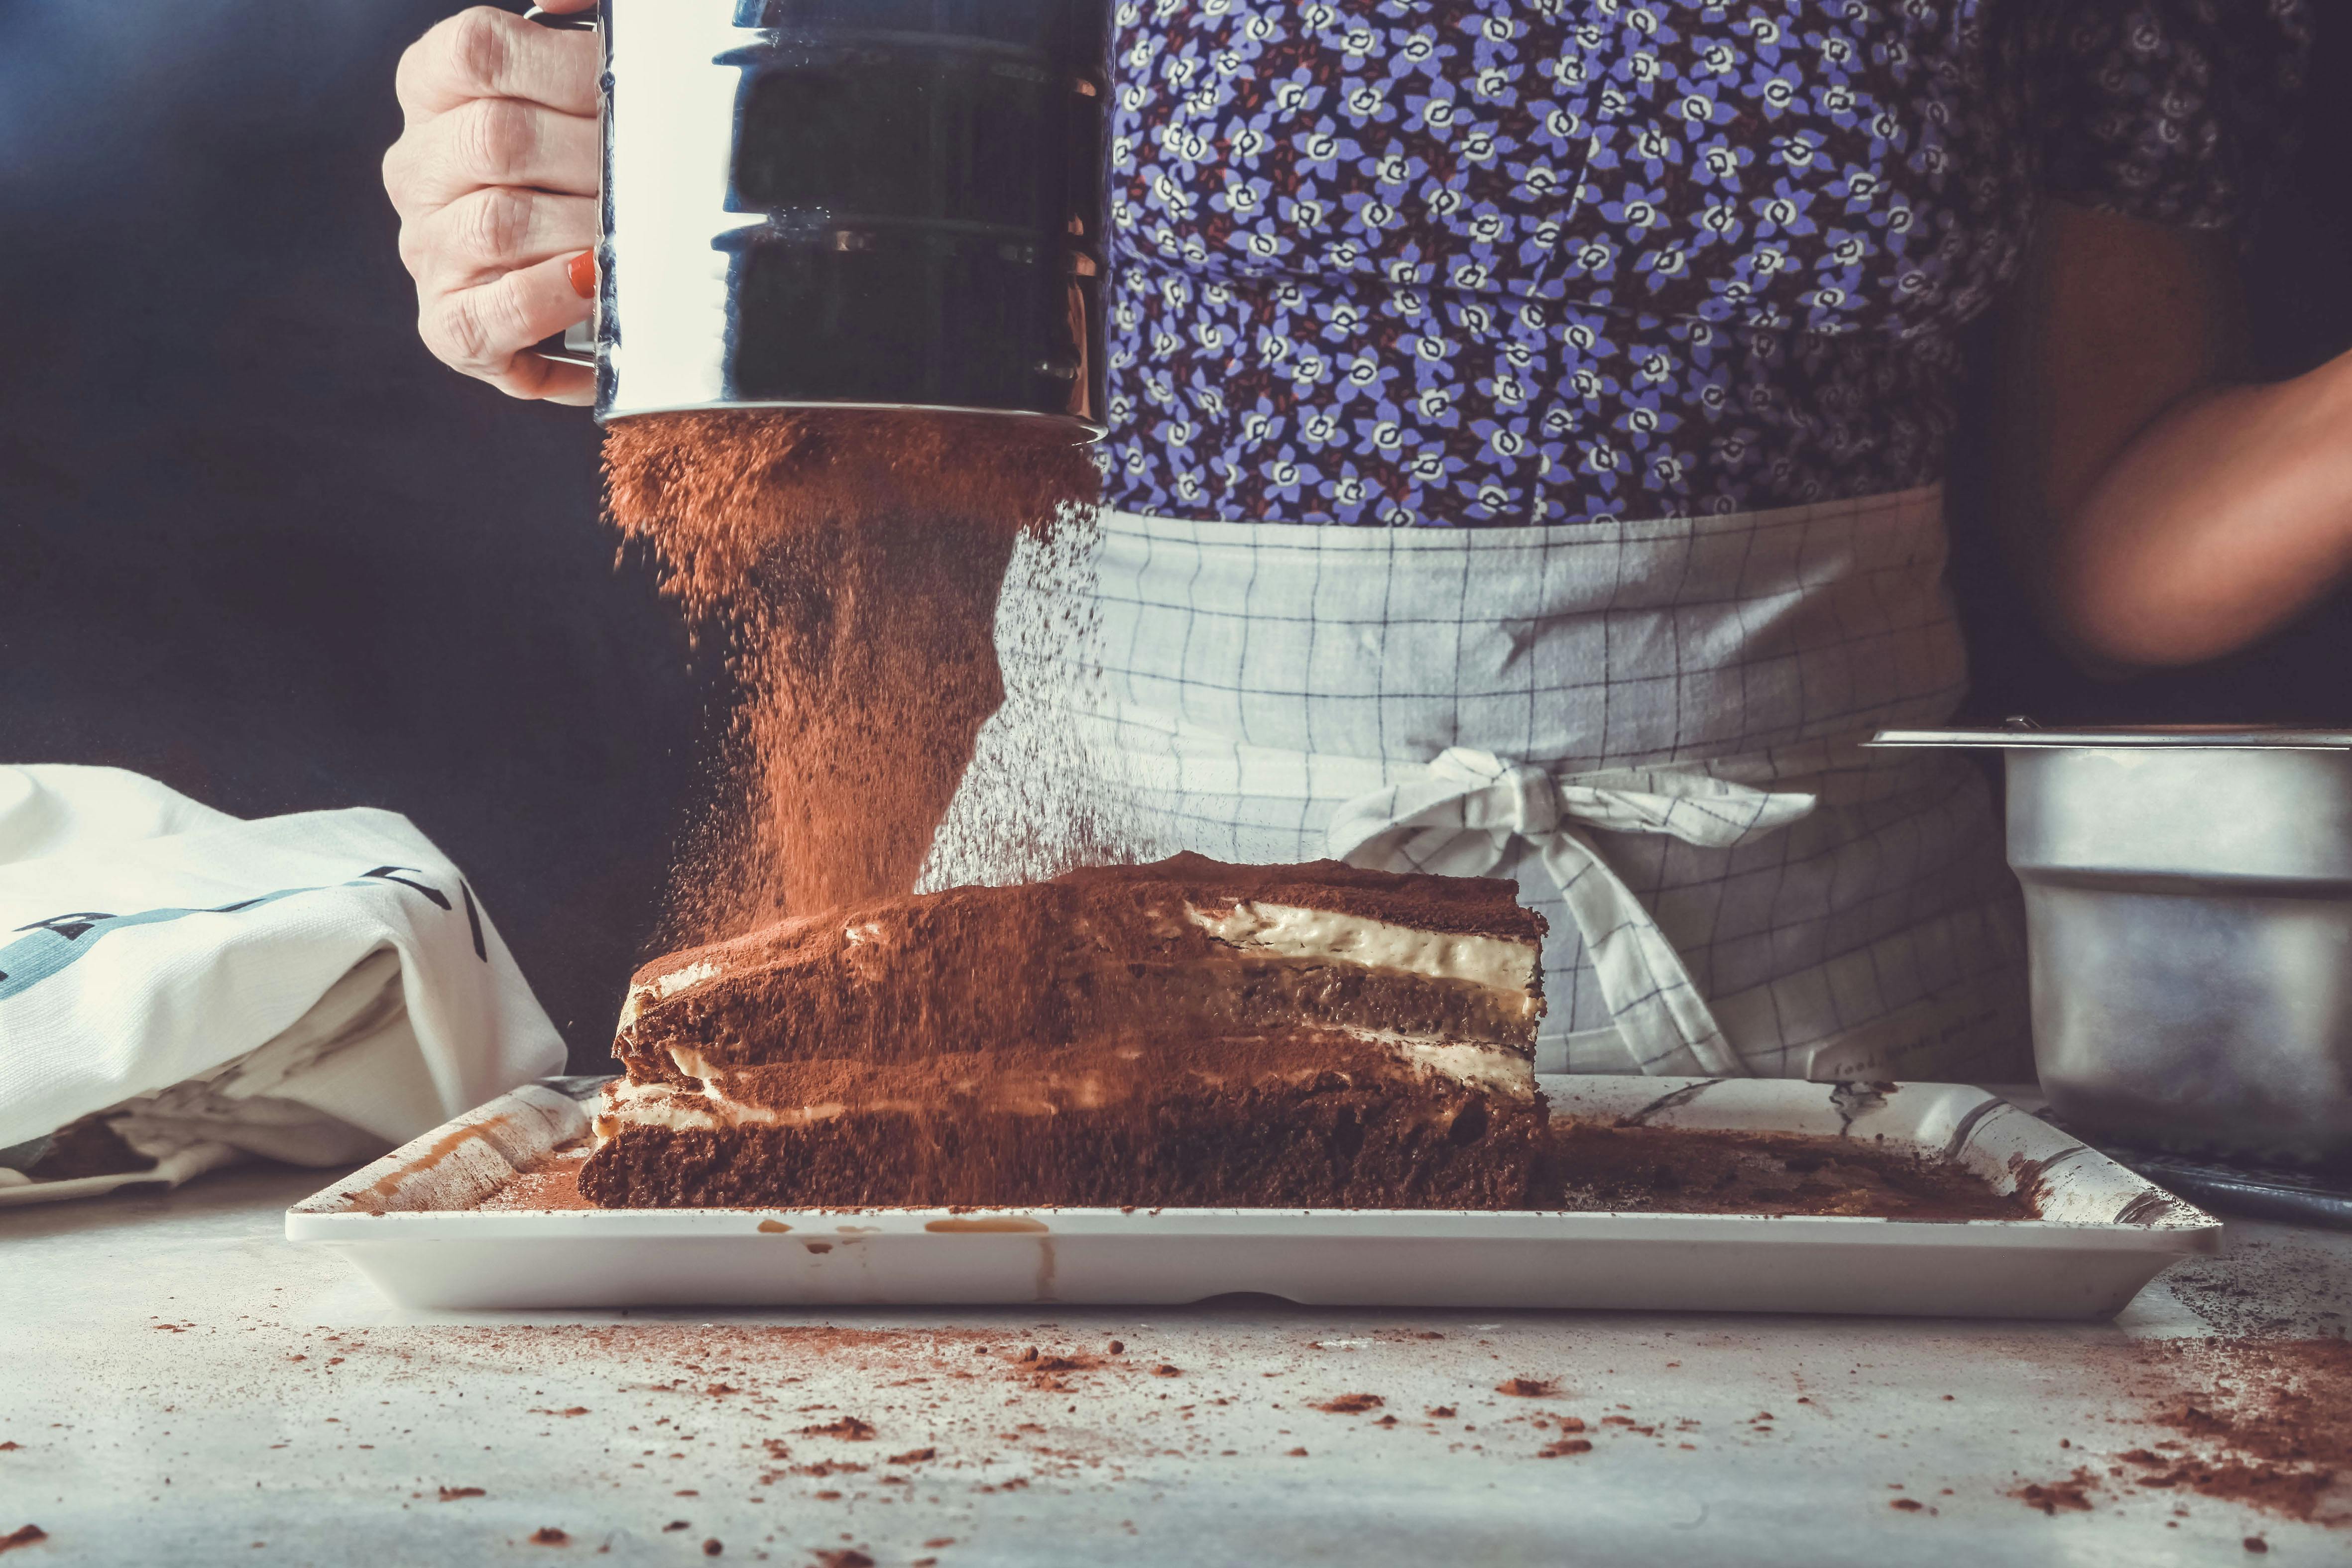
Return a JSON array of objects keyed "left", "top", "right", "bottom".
[{"left": 1869, "top": 726, "right": 2352, "bottom": 751}]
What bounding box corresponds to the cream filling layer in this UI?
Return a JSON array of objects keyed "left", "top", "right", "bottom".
[
  {"left": 616, "top": 958, "right": 723, "bottom": 1032},
  {"left": 1184, "top": 900, "right": 1537, "bottom": 999}
]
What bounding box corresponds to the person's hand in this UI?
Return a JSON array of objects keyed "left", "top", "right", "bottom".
[{"left": 383, "top": 3, "right": 600, "bottom": 404}]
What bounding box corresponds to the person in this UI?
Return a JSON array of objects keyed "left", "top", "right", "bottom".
[{"left": 383, "top": 0, "right": 2331, "bottom": 1082}]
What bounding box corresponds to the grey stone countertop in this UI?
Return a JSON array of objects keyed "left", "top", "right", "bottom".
[{"left": 1, "top": 1163, "right": 2347, "bottom": 1567}]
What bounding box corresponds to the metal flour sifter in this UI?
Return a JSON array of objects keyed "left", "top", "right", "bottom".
[{"left": 533, "top": 0, "right": 1109, "bottom": 435}]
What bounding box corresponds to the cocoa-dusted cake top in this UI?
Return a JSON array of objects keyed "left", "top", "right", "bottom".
[{"left": 630, "top": 852, "right": 1541, "bottom": 995}]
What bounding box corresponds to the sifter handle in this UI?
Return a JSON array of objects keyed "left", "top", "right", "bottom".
[{"left": 524, "top": 4, "right": 602, "bottom": 367}]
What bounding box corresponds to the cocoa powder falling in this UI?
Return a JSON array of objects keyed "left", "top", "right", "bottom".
[{"left": 603, "top": 409, "right": 1101, "bottom": 945}]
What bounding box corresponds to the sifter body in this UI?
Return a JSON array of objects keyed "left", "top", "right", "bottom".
[{"left": 565, "top": 0, "right": 1110, "bottom": 434}]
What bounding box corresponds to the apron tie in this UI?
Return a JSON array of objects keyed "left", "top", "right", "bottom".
[{"left": 1328, "top": 748, "right": 1818, "bottom": 1076}]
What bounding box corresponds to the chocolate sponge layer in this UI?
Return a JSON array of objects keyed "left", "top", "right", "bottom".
[{"left": 579, "top": 1075, "right": 1552, "bottom": 1211}]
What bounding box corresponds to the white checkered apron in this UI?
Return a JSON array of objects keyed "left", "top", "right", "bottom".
[{"left": 930, "top": 485, "right": 2029, "bottom": 1080}]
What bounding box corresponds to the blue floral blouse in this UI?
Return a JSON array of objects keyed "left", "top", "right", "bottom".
[{"left": 1097, "top": 0, "right": 2312, "bottom": 527}]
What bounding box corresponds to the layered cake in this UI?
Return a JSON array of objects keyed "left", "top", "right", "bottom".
[{"left": 579, "top": 854, "right": 1550, "bottom": 1209}]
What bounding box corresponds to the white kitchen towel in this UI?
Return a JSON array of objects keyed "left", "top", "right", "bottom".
[{"left": 0, "top": 766, "right": 565, "bottom": 1205}]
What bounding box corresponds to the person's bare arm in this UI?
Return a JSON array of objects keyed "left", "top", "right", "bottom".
[
  {"left": 382, "top": 2, "right": 601, "bottom": 404},
  {"left": 1997, "top": 198, "right": 2352, "bottom": 669}
]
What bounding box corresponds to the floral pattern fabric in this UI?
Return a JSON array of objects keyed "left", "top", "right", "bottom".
[{"left": 1097, "top": 0, "right": 2310, "bottom": 528}]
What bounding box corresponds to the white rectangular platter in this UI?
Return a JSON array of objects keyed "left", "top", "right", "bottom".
[{"left": 285, "top": 1076, "right": 2219, "bottom": 1319}]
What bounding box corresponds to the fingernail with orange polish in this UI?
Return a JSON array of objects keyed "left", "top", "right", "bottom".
[{"left": 567, "top": 250, "right": 596, "bottom": 299}]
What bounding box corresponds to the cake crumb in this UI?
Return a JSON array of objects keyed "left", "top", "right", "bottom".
[
  {"left": 2014, "top": 1472, "right": 2099, "bottom": 1514},
  {"left": 1309, "top": 1394, "right": 1383, "bottom": 1414}
]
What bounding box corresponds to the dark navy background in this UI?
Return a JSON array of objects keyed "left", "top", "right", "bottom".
[
  {"left": 0, "top": 1, "right": 721, "bottom": 1064},
  {"left": 0, "top": 2, "right": 2344, "bottom": 1068}
]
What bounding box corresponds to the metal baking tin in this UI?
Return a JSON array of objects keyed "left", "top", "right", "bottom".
[
  {"left": 1872, "top": 724, "right": 2352, "bottom": 1165},
  {"left": 285, "top": 1077, "right": 2216, "bottom": 1319}
]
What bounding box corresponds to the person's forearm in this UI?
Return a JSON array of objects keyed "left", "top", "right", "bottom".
[{"left": 2052, "top": 352, "right": 2352, "bottom": 667}]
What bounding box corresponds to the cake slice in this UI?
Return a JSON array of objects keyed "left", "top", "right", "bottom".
[{"left": 579, "top": 853, "right": 1550, "bottom": 1209}]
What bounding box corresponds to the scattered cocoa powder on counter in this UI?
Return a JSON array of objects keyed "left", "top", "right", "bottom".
[
  {"left": 1497, "top": 1379, "right": 1557, "bottom": 1398},
  {"left": 2011, "top": 1338, "right": 2352, "bottom": 1526},
  {"left": 603, "top": 408, "right": 1102, "bottom": 940},
  {"left": 436, "top": 1486, "right": 484, "bottom": 1502},
  {"left": 812, "top": 1552, "right": 874, "bottom": 1568},
  {"left": 1536, "top": 1438, "right": 1592, "bottom": 1457},
  {"left": 799, "top": 1416, "right": 877, "bottom": 1442},
  {"left": 0, "top": 1527, "right": 46, "bottom": 1556},
  {"left": 529, "top": 1527, "right": 569, "bottom": 1545},
  {"left": 2131, "top": 1338, "right": 2352, "bottom": 1523}
]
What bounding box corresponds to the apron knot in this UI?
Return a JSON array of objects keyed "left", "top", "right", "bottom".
[
  {"left": 1430, "top": 748, "right": 1561, "bottom": 838},
  {"left": 1329, "top": 754, "right": 1821, "bottom": 1077}
]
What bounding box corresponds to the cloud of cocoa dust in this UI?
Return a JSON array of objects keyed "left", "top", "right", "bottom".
[{"left": 602, "top": 409, "right": 1100, "bottom": 950}]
